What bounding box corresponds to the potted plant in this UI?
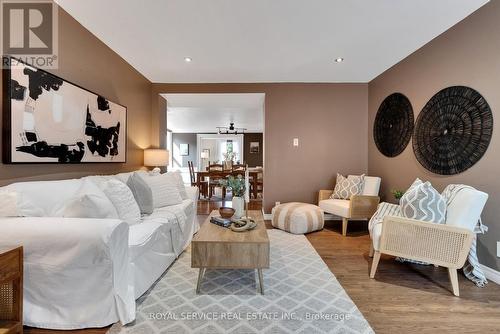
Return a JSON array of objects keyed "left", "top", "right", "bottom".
[
  {"left": 221, "top": 174, "right": 246, "bottom": 218},
  {"left": 391, "top": 189, "right": 405, "bottom": 203}
]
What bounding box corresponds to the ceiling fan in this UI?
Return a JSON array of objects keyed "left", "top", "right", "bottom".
[{"left": 216, "top": 122, "right": 247, "bottom": 135}]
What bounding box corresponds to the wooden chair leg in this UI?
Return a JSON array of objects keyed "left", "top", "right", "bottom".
[
  {"left": 369, "top": 244, "right": 374, "bottom": 258},
  {"left": 370, "top": 251, "right": 381, "bottom": 278},
  {"left": 448, "top": 268, "right": 460, "bottom": 297},
  {"left": 342, "top": 218, "right": 348, "bottom": 236}
]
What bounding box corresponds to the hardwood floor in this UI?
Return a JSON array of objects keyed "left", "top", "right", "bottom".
[
  {"left": 306, "top": 220, "right": 500, "bottom": 334},
  {"left": 26, "top": 199, "right": 500, "bottom": 333}
]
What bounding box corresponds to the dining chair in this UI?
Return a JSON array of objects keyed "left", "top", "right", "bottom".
[
  {"left": 208, "top": 162, "right": 226, "bottom": 199},
  {"left": 188, "top": 161, "right": 207, "bottom": 199},
  {"left": 232, "top": 164, "right": 246, "bottom": 173}
]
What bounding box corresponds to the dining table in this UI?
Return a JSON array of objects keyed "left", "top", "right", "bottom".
[{"left": 196, "top": 169, "right": 261, "bottom": 199}]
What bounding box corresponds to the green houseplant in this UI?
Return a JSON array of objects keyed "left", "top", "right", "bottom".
[{"left": 391, "top": 189, "right": 405, "bottom": 202}]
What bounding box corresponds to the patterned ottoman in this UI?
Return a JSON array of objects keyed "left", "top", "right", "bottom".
[{"left": 271, "top": 202, "right": 324, "bottom": 234}]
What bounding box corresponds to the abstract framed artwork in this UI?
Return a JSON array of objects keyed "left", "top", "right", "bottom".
[{"left": 2, "top": 58, "right": 127, "bottom": 163}]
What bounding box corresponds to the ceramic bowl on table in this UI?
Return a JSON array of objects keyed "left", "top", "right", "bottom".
[{"left": 219, "top": 207, "right": 235, "bottom": 219}]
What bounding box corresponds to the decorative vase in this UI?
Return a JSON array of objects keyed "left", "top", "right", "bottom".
[
  {"left": 232, "top": 196, "right": 245, "bottom": 219},
  {"left": 224, "top": 160, "right": 233, "bottom": 171}
]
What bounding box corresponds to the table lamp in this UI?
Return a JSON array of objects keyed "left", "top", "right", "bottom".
[{"left": 144, "top": 149, "right": 169, "bottom": 173}]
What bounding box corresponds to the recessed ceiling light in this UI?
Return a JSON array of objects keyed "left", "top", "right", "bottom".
[
  {"left": 334, "top": 57, "right": 344, "bottom": 63},
  {"left": 184, "top": 57, "right": 192, "bottom": 63}
]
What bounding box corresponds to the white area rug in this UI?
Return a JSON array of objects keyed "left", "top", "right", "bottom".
[{"left": 109, "top": 229, "right": 373, "bottom": 334}]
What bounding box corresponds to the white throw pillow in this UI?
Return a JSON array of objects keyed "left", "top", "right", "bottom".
[
  {"left": 168, "top": 171, "right": 189, "bottom": 200},
  {"left": 400, "top": 179, "right": 446, "bottom": 224},
  {"left": 0, "top": 191, "right": 19, "bottom": 217},
  {"left": 100, "top": 179, "right": 141, "bottom": 225},
  {"left": 139, "top": 173, "right": 183, "bottom": 208},
  {"left": 332, "top": 173, "right": 365, "bottom": 200},
  {"left": 60, "top": 179, "right": 119, "bottom": 219}
]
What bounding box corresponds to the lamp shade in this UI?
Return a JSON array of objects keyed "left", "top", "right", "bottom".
[
  {"left": 200, "top": 151, "right": 209, "bottom": 159},
  {"left": 144, "top": 149, "right": 169, "bottom": 167}
]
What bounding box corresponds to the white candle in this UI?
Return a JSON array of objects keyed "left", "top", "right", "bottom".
[{"left": 245, "top": 165, "right": 250, "bottom": 203}]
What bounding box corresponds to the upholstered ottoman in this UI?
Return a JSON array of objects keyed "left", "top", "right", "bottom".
[{"left": 272, "top": 202, "right": 324, "bottom": 234}]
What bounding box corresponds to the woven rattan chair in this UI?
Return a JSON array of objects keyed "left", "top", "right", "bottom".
[
  {"left": 318, "top": 176, "right": 381, "bottom": 236},
  {"left": 369, "top": 187, "right": 488, "bottom": 296}
]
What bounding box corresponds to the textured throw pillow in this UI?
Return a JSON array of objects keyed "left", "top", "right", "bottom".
[
  {"left": 127, "top": 172, "right": 154, "bottom": 215},
  {"left": 332, "top": 173, "right": 365, "bottom": 199},
  {"left": 139, "top": 173, "right": 183, "bottom": 208},
  {"left": 169, "top": 171, "right": 189, "bottom": 200},
  {"left": 400, "top": 179, "right": 446, "bottom": 224},
  {"left": 0, "top": 191, "right": 19, "bottom": 217},
  {"left": 61, "top": 179, "right": 119, "bottom": 219},
  {"left": 101, "top": 179, "right": 141, "bottom": 225}
]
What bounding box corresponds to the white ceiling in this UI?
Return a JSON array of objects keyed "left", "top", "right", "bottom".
[
  {"left": 55, "top": 0, "right": 488, "bottom": 83},
  {"left": 164, "top": 93, "right": 264, "bottom": 133}
]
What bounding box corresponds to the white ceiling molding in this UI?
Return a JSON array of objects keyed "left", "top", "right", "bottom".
[{"left": 56, "top": 0, "right": 488, "bottom": 83}]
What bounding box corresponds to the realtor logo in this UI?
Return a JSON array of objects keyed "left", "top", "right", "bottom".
[{"left": 1, "top": 0, "right": 58, "bottom": 68}]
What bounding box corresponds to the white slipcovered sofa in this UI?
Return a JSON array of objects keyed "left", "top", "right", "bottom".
[{"left": 0, "top": 171, "right": 199, "bottom": 329}]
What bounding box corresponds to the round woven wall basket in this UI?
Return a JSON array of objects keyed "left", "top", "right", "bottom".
[
  {"left": 413, "top": 86, "right": 493, "bottom": 175},
  {"left": 373, "top": 93, "right": 414, "bottom": 157}
]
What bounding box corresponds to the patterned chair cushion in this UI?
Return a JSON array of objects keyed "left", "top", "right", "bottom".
[
  {"left": 331, "top": 173, "right": 365, "bottom": 200},
  {"left": 272, "top": 202, "right": 324, "bottom": 234},
  {"left": 400, "top": 178, "right": 446, "bottom": 224}
]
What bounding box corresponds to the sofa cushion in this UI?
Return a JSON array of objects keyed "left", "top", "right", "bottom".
[
  {"left": 139, "top": 173, "right": 183, "bottom": 208},
  {"left": 400, "top": 179, "right": 446, "bottom": 224},
  {"left": 127, "top": 172, "right": 154, "bottom": 215},
  {"left": 101, "top": 179, "right": 141, "bottom": 225},
  {"left": 129, "top": 221, "right": 165, "bottom": 256},
  {"left": 60, "top": 179, "right": 119, "bottom": 219},
  {"left": 0, "top": 191, "right": 19, "bottom": 217},
  {"left": 319, "top": 198, "right": 350, "bottom": 218},
  {"left": 332, "top": 173, "right": 365, "bottom": 199},
  {"left": 4, "top": 179, "right": 84, "bottom": 217}
]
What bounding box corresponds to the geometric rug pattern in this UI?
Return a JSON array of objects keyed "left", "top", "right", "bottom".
[{"left": 109, "top": 229, "right": 374, "bottom": 334}]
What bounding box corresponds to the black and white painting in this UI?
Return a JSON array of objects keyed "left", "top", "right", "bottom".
[{"left": 3, "top": 60, "right": 126, "bottom": 163}]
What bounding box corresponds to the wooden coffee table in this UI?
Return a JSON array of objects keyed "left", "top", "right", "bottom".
[{"left": 191, "top": 210, "right": 270, "bottom": 294}]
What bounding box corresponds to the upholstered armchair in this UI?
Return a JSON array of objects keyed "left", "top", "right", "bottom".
[
  {"left": 369, "top": 187, "right": 488, "bottom": 296},
  {"left": 318, "top": 176, "right": 381, "bottom": 236}
]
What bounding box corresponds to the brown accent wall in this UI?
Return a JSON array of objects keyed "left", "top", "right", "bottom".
[
  {"left": 0, "top": 8, "right": 152, "bottom": 185},
  {"left": 243, "top": 133, "right": 263, "bottom": 167},
  {"left": 152, "top": 83, "right": 368, "bottom": 212},
  {"left": 368, "top": 1, "right": 500, "bottom": 270}
]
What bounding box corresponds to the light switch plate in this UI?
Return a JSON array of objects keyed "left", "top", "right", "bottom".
[
  {"left": 497, "top": 242, "right": 500, "bottom": 258},
  {"left": 293, "top": 138, "right": 299, "bottom": 146}
]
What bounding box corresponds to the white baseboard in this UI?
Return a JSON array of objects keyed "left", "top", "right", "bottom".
[{"left": 480, "top": 264, "right": 500, "bottom": 285}]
